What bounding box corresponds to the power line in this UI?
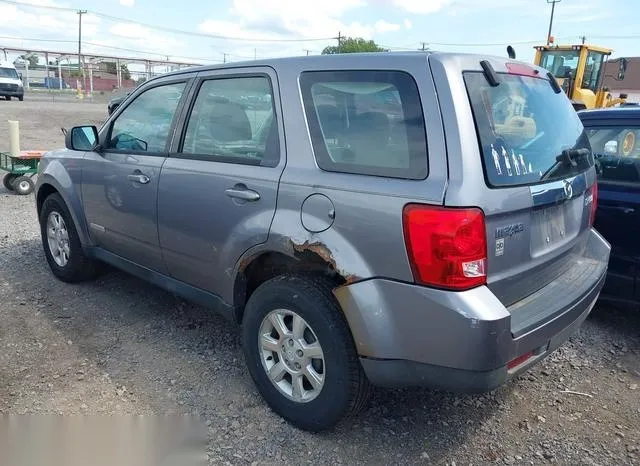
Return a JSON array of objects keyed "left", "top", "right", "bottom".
[
  {"left": 381, "top": 37, "right": 581, "bottom": 49},
  {"left": 0, "top": 35, "right": 221, "bottom": 63},
  {"left": 0, "top": 0, "right": 336, "bottom": 43}
]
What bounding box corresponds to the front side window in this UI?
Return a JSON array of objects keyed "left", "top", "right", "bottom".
[
  {"left": 107, "top": 82, "right": 186, "bottom": 153},
  {"left": 300, "top": 70, "right": 428, "bottom": 180},
  {"left": 465, "top": 72, "right": 591, "bottom": 187},
  {"left": 180, "top": 76, "right": 279, "bottom": 166},
  {"left": 585, "top": 125, "right": 640, "bottom": 183}
]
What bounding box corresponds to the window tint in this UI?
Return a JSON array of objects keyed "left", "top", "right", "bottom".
[
  {"left": 465, "top": 72, "right": 591, "bottom": 187},
  {"left": 181, "top": 76, "right": 279, "bottom": 167},
  {"left": 585, "top": 125, "right": 640, "bottom": 183},
  {"left": 300, "top": 70, "right": 428, "bottom": 179},
  {"left": 107, "top": 82, "right": 186, "bottom": 153}
]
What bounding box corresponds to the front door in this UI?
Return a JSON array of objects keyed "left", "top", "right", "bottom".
[
  {"left": 157, "top": 68, "right": 285, "bottom": 302},
  {"left": 584, "top": 121, "right": 640, "bottom": 301},
  {"left": 82, "top": 79, "right": 190, "bottom": 273}
]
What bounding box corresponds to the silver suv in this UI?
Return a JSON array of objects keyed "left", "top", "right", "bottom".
[{"left": 35, "top": 52, "right": 610, "bottom": 431}]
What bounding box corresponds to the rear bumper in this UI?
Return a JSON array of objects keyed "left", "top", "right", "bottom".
[{"left": 333, "top": 229, "right": 610, "bottom": 391}]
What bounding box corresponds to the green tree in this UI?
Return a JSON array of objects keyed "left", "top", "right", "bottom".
[
  {"left": 16, "top": 54, "right": 39, "bottom": 67},
  {"left": 104, "top": 62, "right": 132, "bottom": 80},
  {"left": 322, "top": 37, "right": 386, "bottom": 54}
]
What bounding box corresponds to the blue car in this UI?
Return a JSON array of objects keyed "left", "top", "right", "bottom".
[{"left": 579, "top": 107, "right": 640, "bottom": 306}]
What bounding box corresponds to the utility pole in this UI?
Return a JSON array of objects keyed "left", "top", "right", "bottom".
[
  {"left": 77, "top": 9, "right": 86, "bottom": 73},
  {"left": 223, "top": 53, "right": 228, "bottom": 63},
  {"left": 420, "top": 42, "right": 427, "bottom": 52},
  {"left": 337, "top": 31, "right": 342, "bottom": 53},
  {"left": 304, "top": 49, "right": 311, "bottom": 56},
  {"left": 581, "top": 35, "right": 586, "bottom": 44},
  {"left": 546, "top": 0, "right": 561, "bottom": 45}
]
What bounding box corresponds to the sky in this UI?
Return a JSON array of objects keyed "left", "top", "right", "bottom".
[{"left": 0, "top": 0, "right": 639, "bottom": 75}]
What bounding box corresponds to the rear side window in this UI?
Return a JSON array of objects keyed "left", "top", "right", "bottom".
[
  {"left": 465, "top": 71, "right": 591, "bottom": 187},
  {"left": 300, "top": 70, "right": 428, "bottom": 179},
  {"left": 180, "top": 76, "right": 279, "bottom": 167},
  {"left": 584, "top": 125, "right": 640, "bottom": 184}
]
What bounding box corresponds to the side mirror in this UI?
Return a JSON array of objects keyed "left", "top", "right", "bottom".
[
  {"left": 65, "top": 125, "right": 99, "bottom": 152},
  {"left": 618, "top": 58, "right": 628, "bottom": 80},
  {"left": 604, "top": 140, "right": 618, "bottom": 155}
]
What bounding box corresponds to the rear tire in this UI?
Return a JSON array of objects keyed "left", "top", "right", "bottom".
[
  {"left": 12, "top": 176, "right": 34, "bottom": 195},
  {"left": 5, "top": 96, "right": 11, "bottom": 101},
  {"left": 39, "top": 193, "right": 100, "bottom": 282},
  {"left": 2, "top": 173, "right": 17, "bottom": 191},
  {"left": 18, "top": 95, "right": 23, "bottom": 102},
  {"left": 242, "top": 275, "right": 372, "bottom": 431}
]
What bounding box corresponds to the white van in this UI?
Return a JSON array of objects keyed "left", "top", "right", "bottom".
[{"left": 0, "top": 62, "right": 24, "bottom": 101}]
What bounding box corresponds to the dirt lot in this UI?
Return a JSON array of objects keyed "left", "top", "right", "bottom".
[{"left": 0, "top": 98, "right": 639, "bottom": 465}]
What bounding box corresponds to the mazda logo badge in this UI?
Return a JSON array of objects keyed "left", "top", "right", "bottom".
[{"left": 563, "top": 180, "right": 573, "bottom": 200}]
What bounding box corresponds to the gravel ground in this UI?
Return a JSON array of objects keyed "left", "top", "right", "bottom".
[{"left": 0, "top": 99, "right": 639, "bottom": 465}]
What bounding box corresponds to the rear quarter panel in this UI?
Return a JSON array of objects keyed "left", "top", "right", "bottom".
[{"left": 236, "top": 54, "right": 449, "bottom": 284}]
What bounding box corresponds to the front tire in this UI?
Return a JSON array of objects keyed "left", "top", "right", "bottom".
[
  {"left": 39, "top": 193, "right": 100, "bottom": 282},
  {"left": 242, "top": 275, "right": 372, "bottom": 431}
]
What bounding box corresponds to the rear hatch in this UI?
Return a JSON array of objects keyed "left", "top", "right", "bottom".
[{"left": 450, "top": 58, "right": 599, "bottom": 330}]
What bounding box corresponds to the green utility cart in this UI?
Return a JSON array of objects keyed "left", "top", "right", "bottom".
[{"left": 1, "top": 151, "right": 43, "bottom": 195}]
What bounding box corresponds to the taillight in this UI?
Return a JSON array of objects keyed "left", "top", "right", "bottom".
[
  {"left": 402, "top": 205, "right": 487, "bottom": 291},
  {"left": 589, "top": 182, "right": 598, "bottom": 226}
]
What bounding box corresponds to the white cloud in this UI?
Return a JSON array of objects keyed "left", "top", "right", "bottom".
[
  {"left": 200, "top": 0, "right": 373, "bottom": 42},
  {"left": 120, "top": 0, "right": 135, "bottom": 6},
  {"left": 110, "top": 23, "right": 150, "bottom": 39},
  {"left": 374, "top": 20, "right": 401, "bottom": 33},
  {"left": 393, "top": 0, "right": 453, "bottom": 14},
  {"left": 404, "top": 18, "right": 412, "bottom": 29}
]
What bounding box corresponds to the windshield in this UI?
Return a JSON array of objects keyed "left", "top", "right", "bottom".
[
  {"left": 0, "top": 67, "right": 19, "bottom": 80},
  {"left": 464, "top": 71, "right": 591, "bottom": 187},
  {"left": 539, "top": 50, "right": 579, "bottom": 79}
]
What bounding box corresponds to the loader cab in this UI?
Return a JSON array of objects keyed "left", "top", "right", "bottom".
[{"left": 534, "top": 44, "right": 621, "bottom": 110}]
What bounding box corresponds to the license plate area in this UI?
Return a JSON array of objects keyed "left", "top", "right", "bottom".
[{"left": 531, "top": 203, "right": 568, "bottom": 255}]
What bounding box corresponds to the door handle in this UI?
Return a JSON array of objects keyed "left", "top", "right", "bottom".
[
  {"left": 127, "top": 173, "right": 150, "bottom": 184},
  {"left": 225, "top": 187, "right": 260, "bottom": 201}
]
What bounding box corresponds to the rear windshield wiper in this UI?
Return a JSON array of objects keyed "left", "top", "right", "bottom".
[{"left": 555, "top": 148, "right": 590, "bottom": 167}]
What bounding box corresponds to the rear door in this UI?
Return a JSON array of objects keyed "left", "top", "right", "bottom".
[
  {"left": 157, "top": 67, "right": 285, "bottom": 302},
  {"left": 581, "top": 118, "right": 640, "bottom": 301},
  {"left": 431, "top": 55, "right": 597, "bottom": 317}
]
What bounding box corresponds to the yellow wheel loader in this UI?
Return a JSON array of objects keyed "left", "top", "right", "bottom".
[{"left": 532, "top": 42, "right": 628, "bottom": 111}]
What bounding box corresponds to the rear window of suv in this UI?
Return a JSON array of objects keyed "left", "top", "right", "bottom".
[
  {"left": 464, "top": 71, "right": 592, "bottom": 187},
  {"left": 300, "top": 70, "right": 428, "bottom": 180}
]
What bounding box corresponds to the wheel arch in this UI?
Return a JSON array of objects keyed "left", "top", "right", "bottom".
[
  {"left": 232, "top": 241, "right": 356, "bottom": 324},
  {"left": 36, "top": 172, "right": 92, "bottom": 247}
]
